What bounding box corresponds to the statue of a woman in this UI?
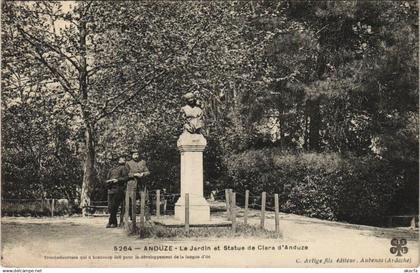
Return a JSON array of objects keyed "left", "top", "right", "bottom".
[{"left": 180, "top": 92, "right": 204, "bottom": 134}]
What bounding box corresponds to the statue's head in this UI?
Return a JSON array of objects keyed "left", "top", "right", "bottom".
[{"left": 183, "top": 92, "right": 196, "bottom": 106}]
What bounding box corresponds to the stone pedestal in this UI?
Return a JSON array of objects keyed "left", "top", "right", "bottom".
[{"left": 174, "top": 132, "right": 210, "bottom": 224}]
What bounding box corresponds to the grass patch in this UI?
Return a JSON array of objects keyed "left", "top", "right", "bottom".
[{"left": 138, "top": 222, "right": 282, "bottom": 239}]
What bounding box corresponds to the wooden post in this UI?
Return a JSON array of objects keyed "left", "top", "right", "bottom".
[
  {"left": 260, "top": 192, "right": 266, "bottom": 229},
  {"left": 229, "top": 189, "right": 233, "bottom": 220},
  {"left": 231, "top": 192, "right": 236, "bottom": 231},
  {"left": 156, "top": 190, "right": 160, "bottom": 217},
  {"left": 163, "top": 199, "right": 167, "bottom": 215},
  {"left": 274, "top": 194, "right": 280, "bottom": 233},
  {"left": 185, "top": 193, "right": 190, "bottom": 232},
  {"left": 225, "top": 189, "right": 230, "bottom": 220},
  {"left": 140, "top": 191, "right": 146, "bottom": 227},
  {"left": 410, "top": 216, "right": 416, "bottom": 229},
  {"left": 51, "top": 199, "right": 55, "bottom": 217},
  {"left": 124, "top": 189, "right": 130, "bottom": 227},
  {"left": 244, "top": 190, "right": 249, "bottom": 225},
  {"left": 131, "top": 189, "right": 137, "bottom": 232}
]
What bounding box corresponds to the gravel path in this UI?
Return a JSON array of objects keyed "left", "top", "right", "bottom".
[{"left": 1, "top": 203, "right": 418, "bottom": 267}]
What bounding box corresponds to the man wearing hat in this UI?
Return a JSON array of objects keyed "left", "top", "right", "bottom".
[
  {"left": 105, "top": 155, "right": 129, "bottom": 228},
  {"left": 125, "top": 150, "right": 150, "bottom": 221}
]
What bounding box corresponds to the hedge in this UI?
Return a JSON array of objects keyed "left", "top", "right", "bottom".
[
  {"left": 1, "top": 199, "right": 72, "bottom": 217},
  {"left": 226, "top": 148, "right": 418, "bottom": 226}
]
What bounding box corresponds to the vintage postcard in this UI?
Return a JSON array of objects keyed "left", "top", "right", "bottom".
[{"left": 1, "top": 0, "right": 419, "bottom": 268}]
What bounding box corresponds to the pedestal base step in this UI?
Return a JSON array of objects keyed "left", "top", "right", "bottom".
[{"left": 152, "top": 216, "right": 231, "bottom": 227}]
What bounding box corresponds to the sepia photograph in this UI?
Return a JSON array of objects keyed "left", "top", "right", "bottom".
[{"left": 1, "top": 0, "right": 419, "bottom": 269}]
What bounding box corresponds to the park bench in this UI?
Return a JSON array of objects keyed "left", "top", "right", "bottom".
[
  {"left": 386, "top": 214, "right": 418, "bottom": 229},
  {"left": 86, "top": 201, "right": 109, "bottom": 216}
]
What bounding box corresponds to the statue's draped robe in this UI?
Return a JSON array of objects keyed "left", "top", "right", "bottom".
[{"left": 181, "top": 105, "right": 204, "bottom": 134}]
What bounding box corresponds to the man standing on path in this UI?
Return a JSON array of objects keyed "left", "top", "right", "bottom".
[
  {"left": 105, "top": 155, "right": 129, "bottom": 228},
  {"left": 125, "top": 150, "right": 150, "bottom": 221}
]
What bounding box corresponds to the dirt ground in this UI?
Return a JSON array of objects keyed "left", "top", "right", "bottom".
[{"left": 1, "top": 204, "right": 419, "bottom": 268}]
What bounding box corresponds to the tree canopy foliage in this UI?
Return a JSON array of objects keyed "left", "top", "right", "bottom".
[{"left": 2, "top": 1, "right": 418, "bottom": 223}]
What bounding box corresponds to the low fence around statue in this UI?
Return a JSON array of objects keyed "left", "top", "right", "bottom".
[
  {"left": 120, "top": 187, "right": 283, "bottom": 235},
  {"left": 3, "top": 190, "right": 418, "bottom": 233},
  {"left": 119, "top": 188, "right": 420, "bottom": 235}
]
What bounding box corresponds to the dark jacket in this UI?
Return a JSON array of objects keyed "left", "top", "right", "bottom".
[{"left": 107, "top": 165, "right": 129, "bottom": 194}]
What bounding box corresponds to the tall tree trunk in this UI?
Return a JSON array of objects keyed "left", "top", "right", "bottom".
[
  {"left": 80, "top": 125, "right": 96, "bottom": 216},
  {"left": 305, "top": 43, "right": 326, "bottom": 151},
  {"left": 78, "top": 14, "right": 96, "bottom": 216},
  {"left": 303, "top": 107, "right": 309, "bottom": 150},
  {"left": 304, "top": 98, "right": 321, "bottom": 151}
]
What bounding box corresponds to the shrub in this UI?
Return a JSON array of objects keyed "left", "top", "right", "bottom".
[
  {"left": 226, "top": 148, "right": 417, "bottom": 226},
  {"left": 1, "top": 199, "right": 71, "bottom": 217}
]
